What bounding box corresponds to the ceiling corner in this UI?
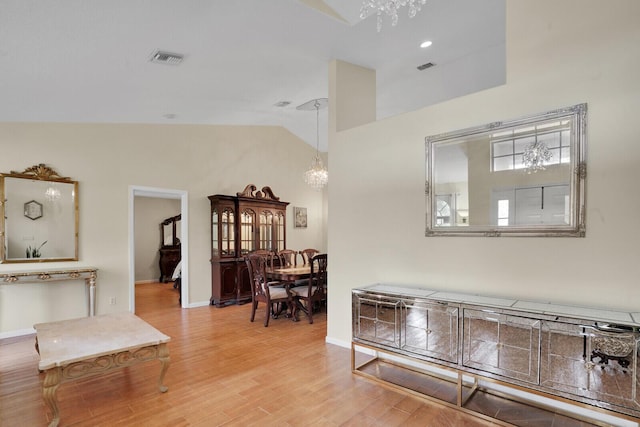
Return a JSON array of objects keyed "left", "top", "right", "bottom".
[{"left": 297, "top": 0, "right": 352, "bottom": 24}]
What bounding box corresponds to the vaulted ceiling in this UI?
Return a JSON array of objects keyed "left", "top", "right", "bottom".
[{"left": 0, "top": 0, "right": 505, "bottom": 151}]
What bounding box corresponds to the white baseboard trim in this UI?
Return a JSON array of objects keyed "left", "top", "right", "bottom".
[
  {"left": 188, "top": 300, "right": 211, "bottom": 308},
  {"left": 325, "top": 336, "right": 351, "bottom": 349},
  {"left": 0, "top": 328, "right": 35, "bottom": 340}
]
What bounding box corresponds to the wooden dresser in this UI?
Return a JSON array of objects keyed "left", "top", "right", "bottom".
[{"left": 158, "top": 214, "right": 181, "bottom": 283}]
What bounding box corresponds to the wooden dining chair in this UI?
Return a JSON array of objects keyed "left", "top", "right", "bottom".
[
  {"left": 294, "top": 253, "right": 327, "bottom": 324},
  {"left": 276, "top": 249, "right": 298, "bottom": 268},
  {"left": 249, "top": 249, "right": 277, "bottom": 270},
  {"left": 299, "top": 248, "right": 319, "bottom": 266},
  {"left": 245, "top": 253, "right": 292, "bottom": 327}
]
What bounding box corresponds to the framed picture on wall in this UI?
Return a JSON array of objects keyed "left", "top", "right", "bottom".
[{"left": 294, "top": 207, "right": 307, "bottom": 228}]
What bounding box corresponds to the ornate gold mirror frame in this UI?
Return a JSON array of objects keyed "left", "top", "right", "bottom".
[{"left": 0, "top": 164, "right": 79, "bottom": 262}]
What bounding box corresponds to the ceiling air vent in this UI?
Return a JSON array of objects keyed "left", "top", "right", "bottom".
[
  {"left": 417, "top": 62, "right": 436, "bottom": 71},
  {"left": 150, "top": 50, "right": 184, "bottom": 65}
]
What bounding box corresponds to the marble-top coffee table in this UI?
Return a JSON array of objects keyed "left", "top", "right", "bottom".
[{"left": 34, "top": 312, "right": 171, "bottom": 427}]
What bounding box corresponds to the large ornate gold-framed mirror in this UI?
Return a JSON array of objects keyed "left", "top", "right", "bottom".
[
  {"left": 0, "top": 164, "right": 78, "bottom": 262},
  {"left": 425, "top": 103, "right": 587, "bottom": 237}
]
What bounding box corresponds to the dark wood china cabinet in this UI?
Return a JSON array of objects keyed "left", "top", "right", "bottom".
[{"left": 209, "top": 185, "right": 289, "bottom": 307}]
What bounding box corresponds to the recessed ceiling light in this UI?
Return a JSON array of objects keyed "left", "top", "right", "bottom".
[
  {"left": 420, "top": 40, "right": 433, "bottom": 48},
  {"left": 274, "top": 101, "right": 291, "bottom": 108}
]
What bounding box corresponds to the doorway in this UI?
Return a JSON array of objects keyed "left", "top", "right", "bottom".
[{"left": 128, "top": 186, "right": 188, "bottom": 313}]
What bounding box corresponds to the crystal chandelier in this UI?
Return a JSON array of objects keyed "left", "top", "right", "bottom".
[
  {"left": 298, "top": 98, "right": 328, "bottom": 190},
  {"left": 360, "top": 0, "right": 427, "bottom": 32},
  {"left": 522, "top": 140, "right": 552, "bottom": 174}
]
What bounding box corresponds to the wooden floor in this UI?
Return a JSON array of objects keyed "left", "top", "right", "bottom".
[{"left": 0, "top": 282, "right": 593, "bottom": 426}]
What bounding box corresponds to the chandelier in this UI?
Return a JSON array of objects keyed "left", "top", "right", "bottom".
[
  {"left": 360, "top": 0, "right": 427, "bottom": 32},
  {"left": 45, "top": 184, "right": 61, "bottom": 202},
  {"left": 522, "top": 140, "right": 552, "bottom": 174},
  {"left": 298, "top": 98, "right": 328, "bottom": 190}
]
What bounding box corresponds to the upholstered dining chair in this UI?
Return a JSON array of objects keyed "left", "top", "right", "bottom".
[
  {"left": 294, "top": 253, "right": 327, "bottom": 324},
  {"left": 276, "top": 249, "right": 298, "bottom": 268},
  {"left": 299, "top": 248, "right": 319, "bottom": 266},
  {"left": 245, "top": 253, "right": 293, "bottom": 327}
]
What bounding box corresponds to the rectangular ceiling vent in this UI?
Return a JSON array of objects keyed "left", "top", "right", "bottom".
[
  {"left": 151, "top": 50, "right": 184, "bottom": 65},
  {"left": 417, "top": 62, "right": 436, "bottom": 71}
]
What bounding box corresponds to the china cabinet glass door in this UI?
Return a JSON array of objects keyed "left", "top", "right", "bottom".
[
  {"left": 259, "top": 210, "right": 273, "bottom": 250},
  {"left": 275, "top": 212, "right": 285, "bottom": 252},
  {"left": 240, "top": 209, "right": 256, "bottom": 255}
]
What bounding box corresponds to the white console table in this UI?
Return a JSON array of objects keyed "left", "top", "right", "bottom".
[
  {"left": 352, "top": 284, "right": 640, "bottom": 425},
  {"left": 0, "top": 267, "right": 98, "bottom": 316}
]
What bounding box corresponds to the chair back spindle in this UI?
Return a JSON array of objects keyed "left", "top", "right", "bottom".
[{"left": 299, "top": 248, "right": 319, "bottom": 266}]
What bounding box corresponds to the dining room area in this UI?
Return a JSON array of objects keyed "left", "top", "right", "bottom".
[
  {"left": 209, "top": 185, "right": 328, "bottom": 327},
  {"left": 246, "top": 248, "right": 327, "bottom": 327}
]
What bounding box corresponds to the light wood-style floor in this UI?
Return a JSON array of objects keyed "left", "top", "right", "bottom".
[{"left": 0, "top": 282, "right": 504, "bottom": 426}]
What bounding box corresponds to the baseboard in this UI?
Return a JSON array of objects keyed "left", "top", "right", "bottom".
[
  {"left": 187, "top": 300, "right": 211, "bottom": 308},
  {"left": 325, "top": 336, "right": 351, "bottom": 349},
  {"left": 0, "top": 328, "right": 35, "bottom": 340}
]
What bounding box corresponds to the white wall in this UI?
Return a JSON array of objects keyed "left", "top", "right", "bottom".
[
  {"left": 327, "top": 0, "right": 640, "bottom": 344},
  {"left": 134, "top": 197, "right": 181, "bottom": 282},
  {"left": 0, "top": 124, "right": 327, "bottom": 335}
]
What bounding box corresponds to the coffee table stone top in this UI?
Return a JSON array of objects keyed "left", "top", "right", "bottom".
[{"left": 34, "top": 312, "right": 171, "bottom": 371}]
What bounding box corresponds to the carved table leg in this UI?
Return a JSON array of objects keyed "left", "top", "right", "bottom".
[
  {"left": 157, "top": 343, "right": 170, "bottom": 393},
  {"left": 87, "top": 272, "right": 97, "bottom": 316},
  {"left": 42, "top": 367, "right": 62, "bottom": 427},
  {"left": 284, "top": 285, "right": 299, "bottom": 322}
]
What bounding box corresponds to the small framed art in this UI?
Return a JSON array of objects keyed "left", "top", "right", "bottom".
[{"left": 294, "top": 207, "right": 307, "bottom": 228}]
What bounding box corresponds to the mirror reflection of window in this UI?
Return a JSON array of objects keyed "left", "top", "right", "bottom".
[
  {"left": 436, "top": 195, "right": 452, "bottom": 226},
  {"left": 491, "top": 185, "right": 569, "bottom": 226},
  {"left": 491, "top": 119, "right": 571, "bottom": 172},
  {"left": 497, "top": 200, "right": 510, "bottom": 226}
]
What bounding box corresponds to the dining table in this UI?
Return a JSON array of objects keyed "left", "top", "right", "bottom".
[
  {"left": 266, "top": 265, "right": 312, "bottom": 282},
  {"left": 266, "top": 265, "right": 312, "bottom": 321}
]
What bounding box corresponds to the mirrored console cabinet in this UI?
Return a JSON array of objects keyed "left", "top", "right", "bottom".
[
  {"left": 209, "top": 185, "right": 288, "bottom": 307},
  {"left": 352, "top": 284, "right": 640, "bottom": 425}
]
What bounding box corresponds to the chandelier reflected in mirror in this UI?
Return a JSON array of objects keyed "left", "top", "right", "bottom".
[
  {"left": 522, "top": 140, "right": 552, "bottom": 174},
  {"left": 360, "top": 0, "right": 427, "bottom": 32},
  {"left": 45, "top": 184, "right": 61, "bottom": 202},
  {"left": 297, "top": 98, "right": 328, "bottom": 190}
]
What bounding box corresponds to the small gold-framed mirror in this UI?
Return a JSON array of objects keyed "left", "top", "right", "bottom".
[{"left": 0, "top": 164, "right": 78, "bottom": 262}]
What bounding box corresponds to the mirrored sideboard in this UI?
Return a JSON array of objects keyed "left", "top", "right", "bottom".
[{"left": 352, "top": 284, "right": 640, "bottom": 425}]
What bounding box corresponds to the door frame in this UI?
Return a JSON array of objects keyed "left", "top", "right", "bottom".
[{"left": 128, "top": 185, "right": 189, "bottom": 311}]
